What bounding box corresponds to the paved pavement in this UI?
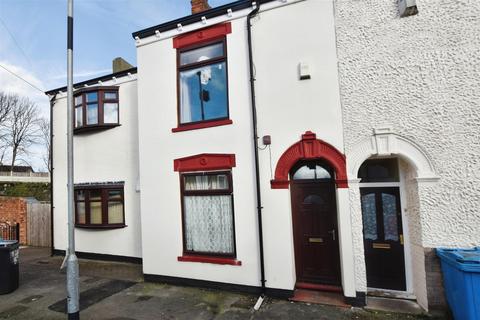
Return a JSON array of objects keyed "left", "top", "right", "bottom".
[{"left": 0, "top": 247, "right": 448, "bottom": 320}]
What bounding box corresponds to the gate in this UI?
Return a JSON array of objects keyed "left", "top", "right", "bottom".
[{"left": 26, "top": 203, "right": 51, "bottom": 247}]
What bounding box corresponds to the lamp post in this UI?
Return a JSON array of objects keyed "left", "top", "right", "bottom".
[
  {"left": 66, "top": 0, "right": 80, "bottom": 318},
  {"left": 196, "top": 71, "right": 205, "bottom": 121}
]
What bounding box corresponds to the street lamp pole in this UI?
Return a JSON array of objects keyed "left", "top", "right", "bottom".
[
  {"left": 66, "top": 0, "right": 80, "bottom": 318},
  {"left": 196, "top": 71, "right": 205, "bottom": 121}
]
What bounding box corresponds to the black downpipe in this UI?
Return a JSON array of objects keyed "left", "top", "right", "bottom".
[
  {"left": 48, "top": 94, "right": 56, "bottom": 256},
  {"left": 247, "top": 2, "right": 266, "bottom": 294}
]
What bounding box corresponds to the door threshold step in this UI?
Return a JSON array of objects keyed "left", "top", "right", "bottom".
[
  {"left": 290, "top": 289, "right": 350, "bottom": 308},
  {"left": 365, "top": 296, "right": 424, "bottom": 315},
  {"left": 296, "top": 282, "right": 342, "bottom": 293}
]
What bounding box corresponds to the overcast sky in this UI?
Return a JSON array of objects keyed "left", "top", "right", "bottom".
[{"left": 0, "top": 0, "right": 232, "bottom": 171}]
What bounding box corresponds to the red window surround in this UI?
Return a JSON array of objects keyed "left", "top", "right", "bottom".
[
  {"left": 174, "top": 153, "right": 240, "bottom": 266},
  {"left": 174, "top": 153, "right": 236, "bottom": 172},
  {"left": 172, "top": 23, "right": 233, "bottom": 133},
  {"left": 271, "top": 131, "right": 348, "bottom": 189},
  {"left": 171, "top": 119, "right": 233, "bottom": 133},
  {"left": 173, "top": 22, "right": 232, "bottom": 49},
  {"left": 178, "top": 255, "right": 242, "bottom": 266}
]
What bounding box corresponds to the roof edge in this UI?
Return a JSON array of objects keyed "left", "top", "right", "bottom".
[
  {"left": 132, "top": 0, "right": 274, "bottom": 40},
  {"left": 45, "top": 67, "right": 138, "bottom": 96}
]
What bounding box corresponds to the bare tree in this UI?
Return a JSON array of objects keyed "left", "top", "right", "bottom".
[
  {"left": 3, "top": 95, "right": 40, "bottom": 171},
  {"left": 39, "top": 117, "right": 51, "bottom": 173},
  {"left": 0, "top": 92, "right": 14, "bottom": 164}
]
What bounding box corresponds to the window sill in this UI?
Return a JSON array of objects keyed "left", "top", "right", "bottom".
[
  {"left": 172, "top": 119, "right": 233, "bottom": 133},
  {"left": 74, "top": 124, "right": 121, "bottom": 134},
  {"left": 177, "top": 255, "right": 241, "bottom": 266},
  {"left": 75, "top": 224, "right": 127, "bottom": 230}
]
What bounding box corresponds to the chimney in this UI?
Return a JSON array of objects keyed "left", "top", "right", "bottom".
[
  {"left": 191, "top": 0, "right": 211, "bottom": 14},
  {"left": 112, "top": 57, "right": 134, "bottom": 73}
]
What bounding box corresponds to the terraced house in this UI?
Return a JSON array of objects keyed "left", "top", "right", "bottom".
[{"left": 46, "top": 0, "right": 480, "bottom": 313}]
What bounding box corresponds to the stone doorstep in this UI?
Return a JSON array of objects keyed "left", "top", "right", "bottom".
[{"left": 365, "top": 296, "right": 425, "bottom": 315}]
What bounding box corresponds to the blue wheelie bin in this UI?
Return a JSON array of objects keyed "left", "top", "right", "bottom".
[{"left": 436, "top": 248, "right": 480, "bottom": 320}]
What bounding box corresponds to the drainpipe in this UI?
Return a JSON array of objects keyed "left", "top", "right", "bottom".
[
  {"left": 48, "top": 93, "right": 57, "bottom": 256},
  {"left": 247, "top": 0, "right": 266, "bottom": 310}
]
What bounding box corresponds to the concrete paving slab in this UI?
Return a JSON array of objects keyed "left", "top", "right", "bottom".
[{"left": 0, "top": 248, "right": 449, "bottom": 320}]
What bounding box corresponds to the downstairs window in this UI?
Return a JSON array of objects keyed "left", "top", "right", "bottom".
[
  {"left": 181, "top": 172, "right": 235, "bottom": 257},
  {"left": 74, "top": 184, "right": 125, "bottom": 228}
]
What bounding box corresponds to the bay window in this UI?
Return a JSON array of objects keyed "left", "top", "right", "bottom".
[
  {"left": 74, "top": 184, "right": 125, "bottom": 228},
  {"left": 74, "top": 87, "right": 119, "bottom": 132}
]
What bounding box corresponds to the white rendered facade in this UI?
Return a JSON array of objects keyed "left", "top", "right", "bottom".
[
  {"left": 51, "top": 76, "right": 142, "bottom": 259},
  {"left": 48, "top": 0, "right": 480, "bottom": 311}
]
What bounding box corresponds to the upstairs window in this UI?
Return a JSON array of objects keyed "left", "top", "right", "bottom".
[
  {"left": 74, "top": 87, "right": 119, "bottom": 132},
  {"left": 177, "top": 39, "right": 229, "bottom": 126},
  {"left": 74, "top": 184, "right": 125, "bottom": 228}
]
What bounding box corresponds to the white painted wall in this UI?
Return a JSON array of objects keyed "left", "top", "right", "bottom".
[
  {"left": 253, "top": 0, "right": 350, "bottom": 293},
  {"left": 136, "top": 0, "right": 350, "bottom": 293},
  {"left": 137, "top": 16, "right": 261, "bottom": 287},
  {"left": 51, "top": 78, "right": 142, "bottom": 258}
]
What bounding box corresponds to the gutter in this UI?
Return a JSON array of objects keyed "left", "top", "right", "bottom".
[
  {"left": 48, "top": 93, "right": 57, "bottom": 256},
  {"left": 132, "top": 0, "right": 276, "bottom": 40},
  {"left": 247, "top": 0, "right": 266, "bottom": 308},
  {"left": 45, "top": 67, "right": 137, "bottom": 96}
]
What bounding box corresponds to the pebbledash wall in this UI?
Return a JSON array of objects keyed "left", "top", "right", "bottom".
[
  {"left": 51, "top": 75, "right": 142, "bottom": 259},
  {"left": 335, "top": 0, "right": 480, "bottom": 310}
]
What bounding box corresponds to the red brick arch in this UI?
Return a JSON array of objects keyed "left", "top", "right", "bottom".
[{"left": 270, "top": 131, "right": 348, "bottom": 189}]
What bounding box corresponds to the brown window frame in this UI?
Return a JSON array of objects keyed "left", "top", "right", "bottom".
[
  {"left": 74, "top": 184, "right": 126, "bottom": 229},
  {"left": 176, "top": 37, "right": 230, "bottom": 129},
  {"left": 180, "top": 171, "right": 237, "bottom": 258},
  {"left": 73, "top": 86, "right": 120, "bottom": 133}
]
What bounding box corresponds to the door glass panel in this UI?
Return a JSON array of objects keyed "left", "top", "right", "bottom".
[
  {"left": 361, "top": 193, "right": 377, "bottom": 240},
  {"left": 382, "top": 193, "right": 399, "bottom": 241},
  {"left": 358, "top": 159, "right": 399, "bottom": 182},
  {"left": 303, "top": 195, "right": 324, "bottom": 205},
  {"left": 292, "top": 165, "right": 331, "bottom": 180}
]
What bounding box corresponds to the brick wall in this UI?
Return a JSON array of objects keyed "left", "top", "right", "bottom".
[
  {"left": 424, "top": 248, "right": 448, "bottom": 310},
  {"left": 191, "top": 0, "right": 210, "bottom": 14},
  {"left": 0, "top": 197, "right": 27, "bottom": 244}
]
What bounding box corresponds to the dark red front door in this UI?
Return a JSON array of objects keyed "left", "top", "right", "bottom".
[
  {"left": 290, "top": 180, "right": 341, "bottom": 285},
  {"left": 361, "top": 187, "right": 406, "bottom": 291}
]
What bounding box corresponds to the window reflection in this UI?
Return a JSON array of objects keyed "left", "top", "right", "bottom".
[
  {"left": 104, "top": 103, "right": 118, "bottom": 124},
  {"left": 179, "top": 62, "right": 227, "bottom": 123},
  {"left": 180, "top": 42, "right": 224, "bottom": 66},
  {"left": 87, "top": 104, "right": 98, "bottom": 125},
  {"left": 292, "top": 164, "right": 331, "bottom": 180}
]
